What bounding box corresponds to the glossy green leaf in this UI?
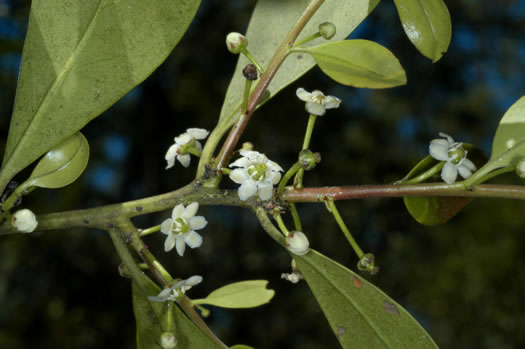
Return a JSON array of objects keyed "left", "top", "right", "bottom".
[
  {"left": 20, "top": 132, "right": 89, "bottom": 190},
  {"left": 295, "top": 250, "right": 438, "bottom": 349},
  {"left": 489, "top": 96, "right": 525, "bottom": 166},
  {"left": 306, "top": 40, "right": 407, "bottom": 88},
  {"left": 393, "top": 0, "right": 451, "bottom": 62},
  {"left": 193, "top": 280, "right": 275, "bottom": 309},
  {"left": 218, "top": 0, "right": 380, "bottom": 124},
  {"left": 0, "top": 0, "right": 201, "bottom": 194},
  {"left": 230, "top": 345, "right": 254, "bottom": 349},
  {"left": 132, "top": 277, "right": 222, "bottom": 349},
  {"left": 403, "top": 146, "right": 486, "bottom": 225}
]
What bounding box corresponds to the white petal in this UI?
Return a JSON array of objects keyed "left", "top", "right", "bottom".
[
  {"left": 323, "top": 95, "right": 342, "bottom": 109},
  {"left": 187, "top": 128, "right": 209, "bottom": 140},
  {"left": 229, "top": 157, "right": 250, "bottom": 168},
  {"left": 429, "top": 140, "right": 449, "bottom": 161},
  {"left": 184, "top": 231, "right": 203, "bottom": 249},
  {"left": 160, "top": 218, "right": 174, "bottom": 235},
  {"left": 257, "top": 182, "right": 273, "bottom": 201},
  {"left": 189, "top": 216, "right": 207, "bottom": 230},
  {"left": 306, "top": 102, "right": 325, "bottom": 116},
  {"left": 175, "top": 235, "right": 186, "bottom": 256},
  {"left": 194, "top": 140, "right": 203, "bottom": 152},
  {"left": 441, "top": 162, "right": 458, "bottom": 184},
  {"left": 269, "top": 171, "right": 282, "bottom": 185},
  {"left": 184, "top": 275, "right": 203, "bottom": 287},
  {"left": 175, "top": 133, "right": 192, "bottom": 145},
  {"left": 229, "top": 168, "right": 248, "bottom": 184},
  {"left": 287, "top": 231, "right": 310, "bottom": 256},
  {"left": 164, "top": 233, "right": 177, "bottom": 252},
  {"left": 177, "top": 154, "right": 191, "bottom": 168},
  {"left": 461, "top": 157, "right": 477, "bottom": 172},
  {"left": 172, "top": 204, "right": 185, "bottom": 219},
  {"left": 457, "top": 164, "right": 473, "bottom": 179},
  {"left": 438, "top": 132, "right": 454, "bottom": 144},
  {"left": 296, "top": 88, "right": 312, "bottom": 102},
  {"left": 266, "top": 160, "right": 284, "bottom": 172},
  {"left": 164, "top": 144, "right": 179, "bottom": 169},
  {"left": 183, "top": 202, "right": 199, "bottom": 218},
  {"left": 238, "top": 180, "right": 258, "bottom": 201}
]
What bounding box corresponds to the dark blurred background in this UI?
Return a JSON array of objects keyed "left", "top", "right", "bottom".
[{"left": 1, "top": 0, "right": 525, "bottom": 348}]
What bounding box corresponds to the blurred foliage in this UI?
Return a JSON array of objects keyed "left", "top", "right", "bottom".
[{"left": 1, "top": 0, "right": 525, "bottom": 348}]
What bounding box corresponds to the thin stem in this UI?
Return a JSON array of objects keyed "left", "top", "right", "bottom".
[
  {"left": 187, "top": 147, "right": 202, "bottom": 158},
  {"left": 398, "top": 162, "right": 444, "bottom": 184},
  {"left": 289, "top": 202, "right": 303, "bottom": 231},
  {"left": 302, "top": 114, "right": 318, "bottom": 150},
  {"left": 241, "top": 79, "right": 253, "bottom": 114},
  {"left": 241, "top": 48, "right": 264, "bottom": 74},
  {"left": 214, "top": 0, "right": 326, "bottom": 171},
  {"left": 278, "top": 161, "right": 302, "bottom": 196},
  {"left": 139, "top": 224, "right": 161, "bottom": 237},
  {"left": 325, "top": 199, "right": 364, "bottom": 258},
  {"left": 471, "top": 165, "right": 515, "bottom": 184},
  {"left": 293, "top": 32, "right": 322, "bottom": 47},
  {"left": 273, "top": 214, "right": 290, "bottom": 237}
]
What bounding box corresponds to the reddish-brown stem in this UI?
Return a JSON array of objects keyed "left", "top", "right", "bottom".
[
  {"left": 281, "top": 183, "right": 525, "bottom": 202},
  {"left": 214, "top": 0, "right": 325, "bottom": 170}
]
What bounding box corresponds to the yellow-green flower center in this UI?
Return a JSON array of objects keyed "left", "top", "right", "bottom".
[
  {"left": 174, "top": 217, "right": 190, "bottom": 233},
  {"left": 448, "top": 145, "right": 466, "bottom": 165},
  {"left": 248, "top": 163, "right": 268, "bottom": 181}
]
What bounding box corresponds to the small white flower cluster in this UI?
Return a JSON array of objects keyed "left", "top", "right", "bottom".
[
  {"left": 148, "top": 275, "right": 203, "bottom": 302},
  {"left": 296, "top": 88, "right": 342, "bottom": 116},
  {"left": 429, "top": 132, "right": 477, "bottom": 184},
  {"left": 229, "top": 149, "right": 283, "bottom": 201},
  {"left": 281, "top": 272, "right": 304, "bottom": 284},
  {"left": 160, "top": 202, "right": 207, "bottom": 256},
  {"left": 11, "top": 209, "right": 37, "bottom": 233},
  {"left": 165, "top": 128, "right": 209, "bottom": 169}
]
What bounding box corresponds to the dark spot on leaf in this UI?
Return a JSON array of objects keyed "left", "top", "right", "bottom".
[
  {"left": 383, "top": 301, "right": 399, "bottom": 315},
  {"left": 336, "top": 326, "right": 346, "bottom": 337},
  {"left": 83, "top": 219, "right": 89, "bottom": 224},
  {"left": 353, "top": 276, "right": 362, "bottom": 288},
  {"left": 136, "top": 206, "right": 143, "bottom": 212},
  {"left": 297, "top": 55, "right": 303, "bottom": 60}
]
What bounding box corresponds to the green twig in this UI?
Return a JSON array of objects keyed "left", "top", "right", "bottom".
[{"left": 325, "top": 199, "right": 364, "bottom": 258}]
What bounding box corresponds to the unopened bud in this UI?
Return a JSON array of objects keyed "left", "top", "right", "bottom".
[
  {"left": 319, "top": 22, "right": 336, "bottom": 40},
  {"left": 242, "top": 64, "right": 258, "bottom": 81},
  {"left": 11, "top": 208, "right": 38, "bottom": 233},
  {"left": 357, "top": 253, "right": 379, "bottom": 275},
  {"left": 242, "top": 142, "right": 254, "bottom": 151},
  {"left": 516, "top": 158, "right": 525, "bottom": 178},
  {"left": 118, "top": 263, "right": 131, "bottom": 278},
  {"left": 299, "top": 149, "right": 321, "bottom": 171},
  {"left": 226, "top": 32, "right": 247, "bottom": 54},
  {"left": 160, "top": 332, "right": 177, "bottom": 349},
  {"left": 286, "top": 231, "right": 310, "bottom": 256}
]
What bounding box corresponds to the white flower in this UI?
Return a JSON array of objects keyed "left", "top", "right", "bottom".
[
  {"left": 229, "top": 149, "right": 283, "bottom": 201},
  {"left": 165, "top": 128, "right": 209, "bottom": 169},
  {"left": 281, "top": 272, "right": 303, "bottom": 284},
  {"left": 226, "top": 32, "right": 247, "bottom": 54},
  {"left": 11, "top": 209, "right": 38, "bottom": 233},
  {"left": 286, "top": 231, "right": 310, "bottom": 256},
  {"left": 148, "top": 275, "right": 203, "bottom": 302},
  {"left": 296, "top": 88, "right": 342, "bottom": 116},
  {"left": 160, "top": 202, "right": 207, "bottom": 256},
  {"left": 160, "top": 332, "right": 177, "bottom": 349},
  {"left": 429, "top": 132, "right": 477, "bottom": 184}
]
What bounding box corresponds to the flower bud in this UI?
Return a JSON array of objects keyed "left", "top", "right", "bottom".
[
  {"left": 299, "top": 149, "right": 321, "bottom": 171},
  {"left": 357, "top": 253, "right": 379, "bottom": 275},
  {"left": 516, "top": 158, "right": 525, "bottom": 178},
  {"left": 160, "top": 332, "right": 177, "bottom": 349},
  {"left": 11, "top": 208, "right": 38, "bottom": 233},
  {"left": 319, "top": 22, "right": 336, "bottom": 40},
  {"left": 286, "top": 231, "right": 310, "bottom": 256},
  {"left": 226, "top": 32, "right": 247, "bottom": 54},
  {"left": 242, "top": 142, "right": 254, "bottom": 151}
]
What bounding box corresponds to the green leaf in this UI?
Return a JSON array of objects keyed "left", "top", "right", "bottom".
[
  {"left": 294, "top": 250, "right": 438, "bottom": 349},
  {"left": 231, "top": 345, "right": 255, "bottom": 349},
  {"left": 403, "top": 146, "right": 486, "bottom": 225},
  {"left": 21, "top": 132, "right": 89, "bottom": 190},
  {"left": 0, "top": 0, "right": 201, "bottom": 194},
  {"left": 489, "top": 96, "right": 525, "bottom": 166},
  {"left": 218, "top": 0, "right": 380, "bottom": 124},
  {"left": 193, "top": 280, "right": 275, "bottom": 309},
  {"left": 132, "top": 277, "right": 222, "bottom": 349},
  {"left": 305, "top": 40, "right": 407, "bottom": 89},
  {"left": 393, "top": 0, "right": 451, "bottom": 62}
]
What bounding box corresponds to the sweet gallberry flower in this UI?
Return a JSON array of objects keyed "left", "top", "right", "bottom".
[
  {"left": 148, "top": 275, "right": 203, "bottom": 302},
  {"left": 296, "top": 88, "right": 342, "bottom": 116},
  {"left": 229, "top": 150, "right": 283, "bottom": 201},
  {"left": 165, "top": 128, "right": 209, "bottom": 169},
  {"left": 429, "top": 132, "right": 477, "bottom": 184},
  {"left": 160, "top": 202, "right": 207, "bottom": 256},
  {"left": 11, "top": 209, "right": 37, "bottom": 233},
  {"left": 286, "top": 231, "right": 310, "bottom": 256},
  {"left": 226, "top": 32, "right": 247, "bottom": 54}
]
